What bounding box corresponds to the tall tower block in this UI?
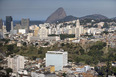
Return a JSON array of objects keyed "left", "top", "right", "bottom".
[
  {"left": 75, "top": 19, "right": 80, "bottom": 38},
  {"left": 6, "top": 16, "right": 12, "bottom": 32}
]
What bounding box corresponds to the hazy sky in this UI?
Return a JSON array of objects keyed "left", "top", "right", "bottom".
[{"left": 0, "top": 0, "right": 116, "bottom": 20}]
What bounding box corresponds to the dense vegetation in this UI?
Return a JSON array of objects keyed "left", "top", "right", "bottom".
[
  {"left": 48, "top": 34, "right": 75, "bottom": 40},
  {"left": 60, "top": 34, "right": 75, "bottom": 40},
  {"left": 0, "top": 39, "right": 116, "bottom": 76},
  {"left": 1, "top": 40, "right": 116, "bottom": 65}
]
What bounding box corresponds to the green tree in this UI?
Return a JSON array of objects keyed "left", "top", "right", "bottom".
[
  {"left": 112, "top": 67, "right": 116, "bottom": 75},
  {"left": 5, "top": 68, "right": 12, "bottom": 76},
  {"left": 102, "top": 22, "right": 109, "bottom": 28}
]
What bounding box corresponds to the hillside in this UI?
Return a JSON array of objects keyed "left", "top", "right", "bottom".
[
  {"left": 45, "top": 7, "right": 66, "bottom": 23},
  {"left": 80, "top": 14, "right": 108, "bottom": 20}
]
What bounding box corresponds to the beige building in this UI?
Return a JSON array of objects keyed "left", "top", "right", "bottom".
[
  {"left": 34, "top": 27, "right": 39, "bottom": 36},
  {"left": 2, "top": 22, "right": 7, "bottom": 33},
  {"left": 75, "top": 19, "right": 84, "bottom": 38},
  {"left": 7, "top": 55, "right": 25, "bottom": 73},
  {"left": 39, "top": 25, "right": 48, "bottom": 40},
  {"left": 75, "top": 19, "right": 81, "bottom": 38}
]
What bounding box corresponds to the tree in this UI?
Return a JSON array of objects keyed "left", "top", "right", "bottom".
[
  {"left": 44, "top": 42, "right": 49, "bottom": 46},
  {"left": 112, "top": 67, "right": 116, "bottom": 75},
  {"left": 23, "top": 42, "right": 27, "bottom": 46},
  {"left": 5, "top": 68, "right": 12, "bottom": 76},
  {"left": 102, "top": 22, "right": 109, "bottom": 29},
  {"left": 6, "top": 45, "right": 14, "bottom": 52},
  {"left": 38, "top": 47, "right": 43, "bottom": 54},
  {"left": 32, "top": 56, "right": 37, "bottom": 60},
  {"left": 106, "top": 58, "right": 112, "bottom": 76},
  {"left": 62, "top": 73, "right": 66, "bottom": 77},
  {"left": 61, "top": 43, "right": 65, "bottom": 47},
  {"left": 38, "top": 50, "right": 42, "bottom": 54},
  {"left": 101, "top": 31, "right": 109, "bottom": 35},
  {"left": 60, "top": 34, "right": 75, "bottom": 40}
]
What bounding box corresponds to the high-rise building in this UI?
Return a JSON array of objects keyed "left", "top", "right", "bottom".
[
  {"left": 6, "top": 16, "right": 13, "bottom": 32},
  {"left": 39, "top": 24, "right": 48, "bottom": 40},
  {"left": 8, "top": 55, "right": 25, "bottom": 73},
  {"left": 75, "top": 19, "right": 81, "bottom": 38},
  {"left": 11, "top": 21, "right": 13, "bottom": 31},
  {"left": 46, "top": 50, "right": 68, "bottom": 71},
  {"left": 34, "top": 27, "right": 39, "bottom": 36},
  {"left": 6, "top": 16, "right": 12, "bottom": 32},
  {"left": 0, "top": 19, "right": 3, "bottom": 29},
  {"left": 14, "top": 24, "right": 21, "bottom": 32},
  {"left": 21, "top": 18, "right": 29, "bottom": 33},
  {"left": 10, "top": 21, "right": 14, "bottom": 34},
  {"left": 2, "top": 22, "right": 7, "bottom": 38}
]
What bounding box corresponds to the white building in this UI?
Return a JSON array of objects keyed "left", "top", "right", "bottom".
[
  {"left": 17, "top": 69, "right": 29, "bottom": 77},
  {"left": 2, "top": 22, "right": 7, "bottom": 38},
  {"left": 75, "top": 19, "right": 82, "bottom": 38},
  {"left": 97, "top": 22, "right": 104, "bottom": 27},
  {"left": 29, "top": 25, "right": 38, "bottom": 30},
  {"left": 31, "top": 72, "right": 45, "bottom": 77},
  {"left": 87, "top": 28, "right": 103, "bottom": 35},
  {"left": 27, "top": 33, "right": 33, "bottom": 41},
  {"left": 7, "top": 55, "right": 25, "bottom": 73},
  {"left": 46, "top": 50, "right": 68, "bottom": 71},
  {"left": 48, "top": 36, "right": 60, "bottom": 41},
  {"left": 76, "top": 65, "right": 91, "bottom": 73},
  {"left": 48, "top": 28, "right": 52, "bottom": 35},
  {"left": 18, "top": 29, "right": 26, "bottom": 34},
  {"left": 10, "top": 21, "right": 14, "bottom": 34},
  {"left": 39, "top": 25, "right": 48, "bottom": 40}
]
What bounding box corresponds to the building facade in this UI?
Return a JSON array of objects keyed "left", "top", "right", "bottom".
[
  {"left": 10, "top": 21, "right": 14, "bottom": 34},
  {"left": 46, "top": 50, "right": 68, "bottom": 71},
  {"left": 39, "top": 25, "right": 48, "bottom": 40},
  {"left": 0, "top": 19, "right": 3, "bottom": 30},
  {"left": 21, "top": 18, "right": 29, "bottom": 33},
  {"left": 8, "top": 55, "right": 25, "bottom": 73},
  {"left": 75, "top": 19, "right": 80, "bottom": 38},
  {"left": 34, "top": 27, "right": 39, "bottom": 36},
  {"left": 6, "top": 16, "right": 12, "bottom": 32}
]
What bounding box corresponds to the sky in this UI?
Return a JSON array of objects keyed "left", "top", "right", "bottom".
[{"left": 0, "top": 0, "right": 116, "bottom": 20}]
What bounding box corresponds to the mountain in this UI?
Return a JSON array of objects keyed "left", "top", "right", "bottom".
[
  {"left": 30, "top": 21, "right": 44, "bottom": 25},
  {"left": 57, "top": 15, "right": 78, "bottom": 23},
  {"left": 13, "top": 20, "right": 44, "bottom": 26},
  {"left": 111, "top": 17, "right": 116, "bottom": 21},
  {"left": 80, "top": 14, "right": 108, "bottom": 20},
  {"left": 46, "top": 7, "right": 66, "bottom": 23}
]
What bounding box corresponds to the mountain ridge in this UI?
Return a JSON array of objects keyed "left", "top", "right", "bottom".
[
  {"left": 112, "top": 17, "right": 116, "bottom": 20},
  {"left": 46, "top": 7, "right": 67, "bottom": 23},
  {"left": 45, "top": 7, "right": 116, "bottom": 23},
  {"left": 79, "top": 14, "right": 108, "bottom": 20}
]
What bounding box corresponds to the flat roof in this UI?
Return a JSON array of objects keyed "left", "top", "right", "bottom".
[{"left": 47, "top": 51, "right": 67, "bottom": 54}]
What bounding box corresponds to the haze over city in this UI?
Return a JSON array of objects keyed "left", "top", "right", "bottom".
[
  {"left": 0, "top": 0, "right": 116, "bottom": 77},
  {"left": 0, "top": 0, "right": 116, "bottom": 20}
]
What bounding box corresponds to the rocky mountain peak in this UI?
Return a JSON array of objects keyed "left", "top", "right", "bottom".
[{"left": 46, "top": 7, "right": 67, "bottom": 23}]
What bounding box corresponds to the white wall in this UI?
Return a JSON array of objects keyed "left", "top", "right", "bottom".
[
  {"left": 19, "top": 29, "right": 26, "bottom": 34},
  {"left": 46, "top": 51, "right": 68, "bottom": 71}
]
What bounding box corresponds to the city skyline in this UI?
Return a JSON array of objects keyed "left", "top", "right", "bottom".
[{"left": 0, "top": 0, "right": 116, "bottom": 20}]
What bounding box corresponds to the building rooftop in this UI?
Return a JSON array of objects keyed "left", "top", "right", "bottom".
[{"left": 47, "top": 50, "right": 67, "bottom": 54}]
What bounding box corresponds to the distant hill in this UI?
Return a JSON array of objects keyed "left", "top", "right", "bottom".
[
  {"left": 111, "top": 17, "right": 116, "bottom": 21},
  {"left": 45, "top": 7, "right": 115, "bottom": 23},
  {"left": 57, "top": 14, "right": 109, "bottom": 23},
  {"left": 57, "top": 15, "right": 78, "bottom": 23},
  {"left": 46, "top": 7, "right": 67, "bottom": 23},
  {"left": 13, "top": 20, "right": 44, "bottom": 26},
  {"left": 80, "top": 14, "right": 108, "bottom": 20},
  {"left": 30, "top": 21, "right": 44, "bottom": 25}
]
